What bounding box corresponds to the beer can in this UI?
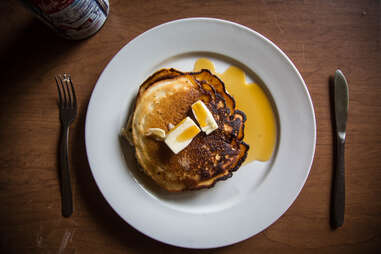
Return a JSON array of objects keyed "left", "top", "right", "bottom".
[{"left": 20, "top": 0, "right": 109, "bottom": 40}]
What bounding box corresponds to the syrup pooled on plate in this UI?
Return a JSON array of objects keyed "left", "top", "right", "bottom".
[{"left": 194, "top": 58, "right": 276, "bottom": 163}]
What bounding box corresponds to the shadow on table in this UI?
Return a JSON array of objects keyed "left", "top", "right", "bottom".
[
  {"left": 0, "top": 17, "right": 83, "bottom": 127},
  {"left": 0, "top": 18, "right": 81, "bottom": 86}
]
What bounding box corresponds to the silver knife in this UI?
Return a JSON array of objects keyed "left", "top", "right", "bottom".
[{"left": 331, "top": 69, "right": 349, "bottom": 229}]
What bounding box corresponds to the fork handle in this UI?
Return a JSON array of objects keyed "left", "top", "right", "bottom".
[
  {"left": 59, "top": 125, "right": 73, "bottom": 217},
  {"left": 331, "top": 135, "right": 345, "bottom": 228}
]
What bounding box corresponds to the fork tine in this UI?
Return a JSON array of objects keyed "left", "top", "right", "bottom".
[
  {"left": 68, "top": 74, "right": 77, "bottom": 108},
  {"left": 55, "top": 76, "right": 63, "bottom": 106},
  {"left": 59, "top": 75, "right": 68, "bottom": 107},
  {"left": 63, "top": 73, "right": 72, "bottom": 107}
]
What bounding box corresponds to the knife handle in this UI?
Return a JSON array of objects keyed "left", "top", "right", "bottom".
[{"left": 331, "top": 135, "right": 345, "bottom": 229}]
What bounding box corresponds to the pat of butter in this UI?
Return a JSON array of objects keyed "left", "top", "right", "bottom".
[
  {"left": 191, "top": 100, "right": 218, "bottom": 135},
  {"left": 145, "top": 128, "right": 166, "bottom": 141},
  {"left": 164, "top": 117, "right": 200, "bottom": 154}
]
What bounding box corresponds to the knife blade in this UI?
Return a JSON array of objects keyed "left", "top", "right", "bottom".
[
  {"left": 335, "top": 70, "right": 349, "bottom": 139},
  {"left": 331, "top": 69, "right": 349, "bottom": 229}
]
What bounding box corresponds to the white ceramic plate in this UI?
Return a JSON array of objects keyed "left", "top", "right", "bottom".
[{"left": 85, "top": 18, "right": 316, "bottom": 249}]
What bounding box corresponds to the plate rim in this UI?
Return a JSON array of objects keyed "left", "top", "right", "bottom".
[{"left": 85, "top": 17, "right": 316, "bottom": 249}]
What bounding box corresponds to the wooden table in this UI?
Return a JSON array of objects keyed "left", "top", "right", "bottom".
[{"left": 1, "top": 0, "right": 380, "bottom": 253}]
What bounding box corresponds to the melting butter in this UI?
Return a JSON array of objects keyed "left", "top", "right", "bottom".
[
  {"left": 176, "top": 125, "right": 200, "bottom": 142},
  {"left": 165, "top": 117, "right": 200, "bottom": 154},
  {"left": 194, "top": 58, "right": 276, "bottom": 163},
  {"left": 191, "top": 100, "right": 218, "bottom": 135},
  {"left": 144, "top": 128, "right": 166, "bottom": 141}
]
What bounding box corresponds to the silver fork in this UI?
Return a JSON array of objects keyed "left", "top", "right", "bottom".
[{"left": 55, "top": 74, "right": 77, "bottom": 217}]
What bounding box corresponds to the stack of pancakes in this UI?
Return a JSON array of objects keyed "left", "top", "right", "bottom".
[{"left": 124, "top": 68, "right": 249, "bottom": 192}]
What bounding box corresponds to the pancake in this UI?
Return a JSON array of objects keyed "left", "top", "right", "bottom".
[{"left": 125, "top": 68, "right": 249, "bottom": 191}]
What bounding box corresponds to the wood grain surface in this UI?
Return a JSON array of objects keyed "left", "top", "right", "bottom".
[{"left": 1, "top": 0, "right": 380, "bottom": 253}]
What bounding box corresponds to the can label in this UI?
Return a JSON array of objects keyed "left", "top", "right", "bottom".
[{"left": 22, "top": 0, "right": 109, "bottom": 40}]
